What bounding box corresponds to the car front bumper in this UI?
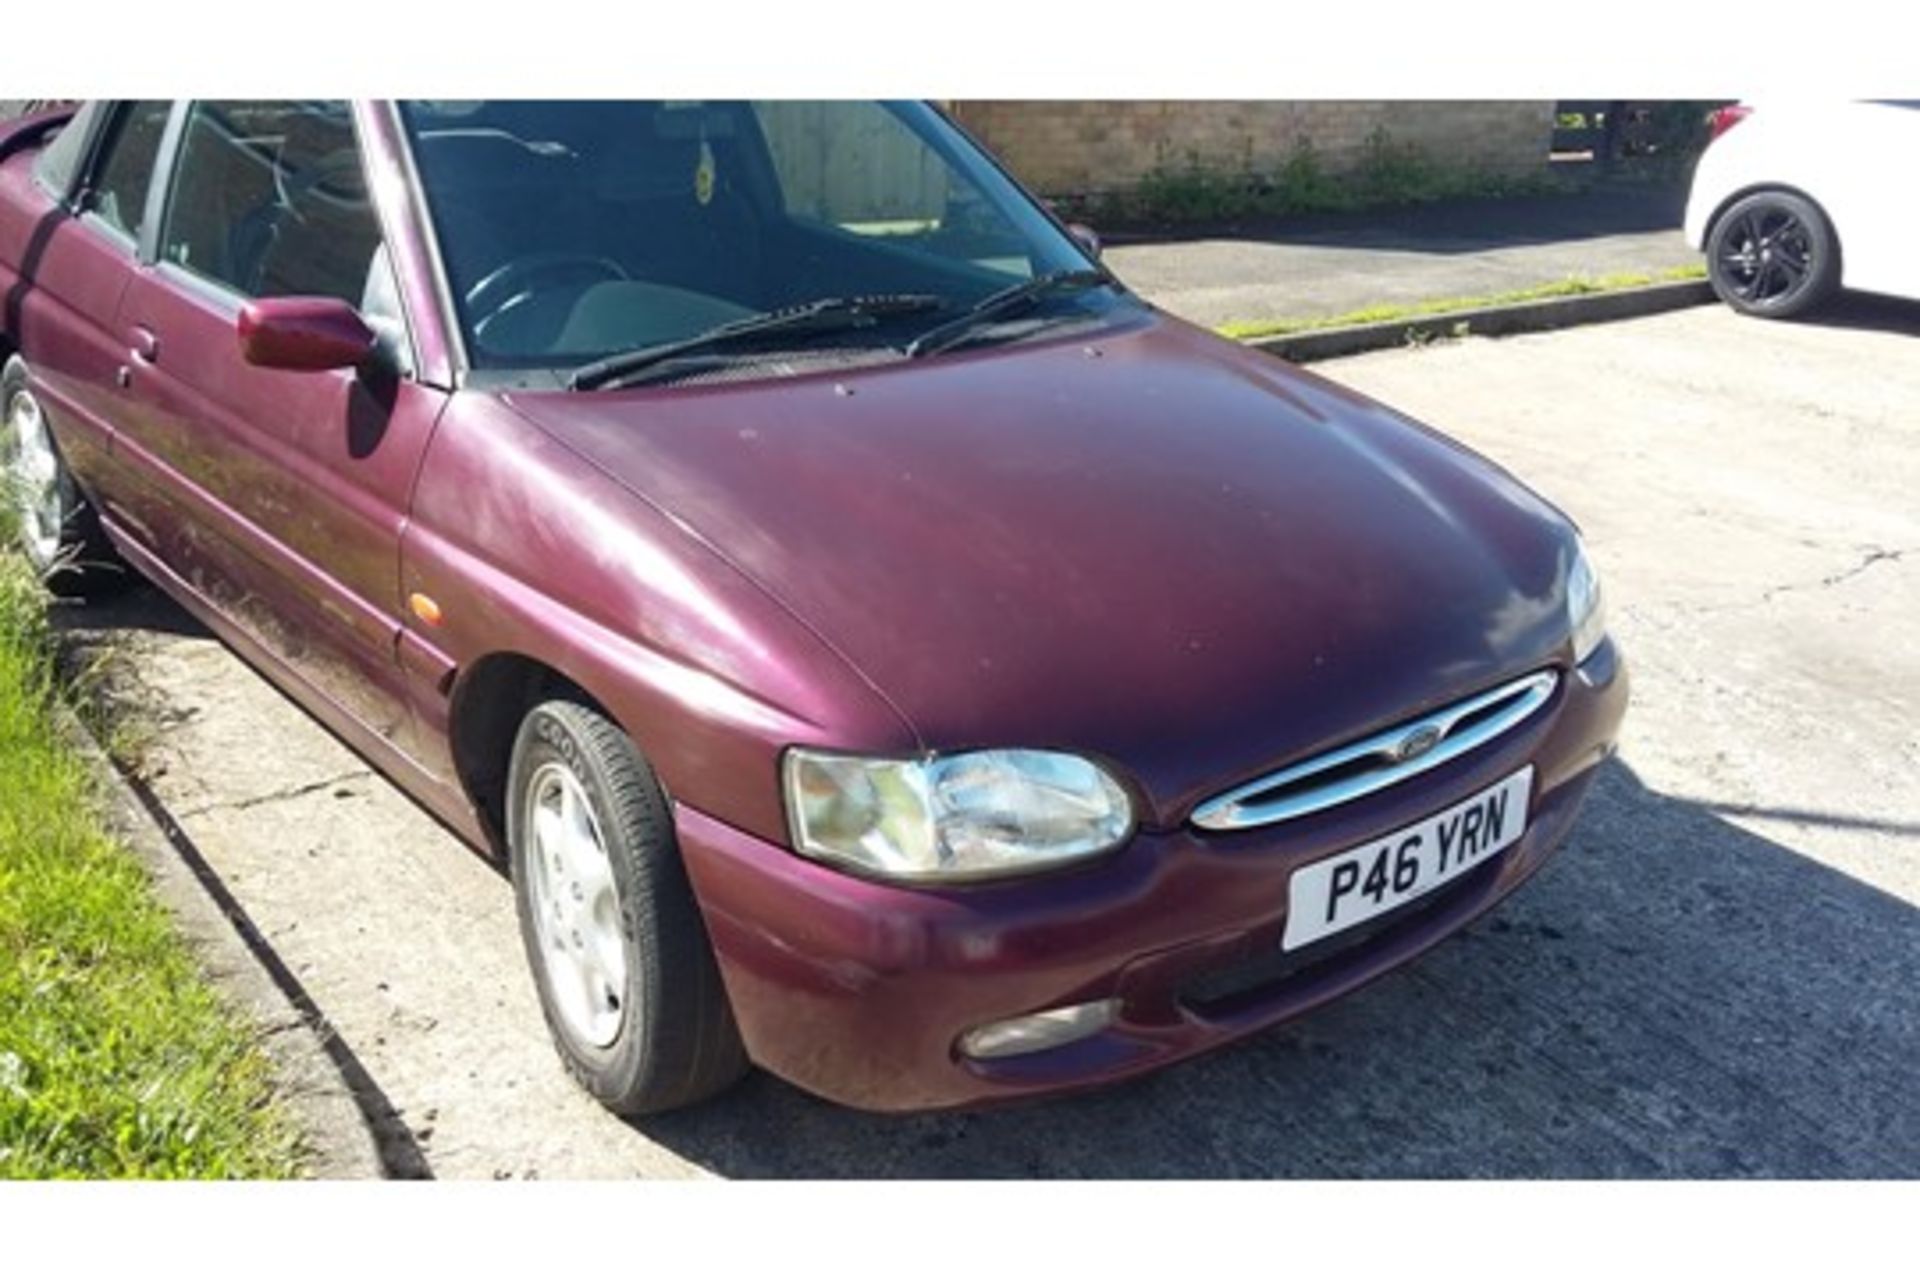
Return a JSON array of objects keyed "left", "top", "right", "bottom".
[{"left": 677, "top": 644, "right": 1629, "bottom": 1112}]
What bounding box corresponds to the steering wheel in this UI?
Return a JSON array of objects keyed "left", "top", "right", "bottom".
[{"left": 465, "top": 252, "right": 633, "bottom": 336}]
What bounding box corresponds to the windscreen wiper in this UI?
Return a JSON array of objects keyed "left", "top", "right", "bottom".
[
  {"left": 904, "top": 269, "right": 1114, "bottom": 360},
  {"left": 569, "top": 294, "right": 946, "bottom": 391}
]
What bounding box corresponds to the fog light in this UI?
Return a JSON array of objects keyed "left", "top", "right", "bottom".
[{"left": 958, "top": 999, "right": 1118, "bottom": 1061}]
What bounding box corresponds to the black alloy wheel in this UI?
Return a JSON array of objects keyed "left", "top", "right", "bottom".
[{"left": 1706, "top": 190, "right": 1840, "bottom": 319}]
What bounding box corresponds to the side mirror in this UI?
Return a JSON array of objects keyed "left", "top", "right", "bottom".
[
  {"left": 238, "top": 296, "right": 379, "bottom": 373},
  {"left": 1066, "top": 222, "right": 1103, "bottom": 262}
]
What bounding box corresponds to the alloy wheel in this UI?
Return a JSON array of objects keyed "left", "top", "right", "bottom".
[
  {"left": 1716, "top": 204, "right": 1818, "bottom": 308},
  {"left": 2, "top": 385, "right": 64, "bottom": 570},
  {"left": 523, "top": 760, "right": 629, "bottom": 1049}
]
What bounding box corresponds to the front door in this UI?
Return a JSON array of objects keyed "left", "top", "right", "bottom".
[{"left": 109, "top": 99, "right": 447, "bottom": 752}]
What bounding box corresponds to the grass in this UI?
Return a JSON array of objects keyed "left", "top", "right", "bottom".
[
  {"left": 1215, "top": 264, "right": 1709, "bottom": 343},
  {"left": 0, "top": 549, "right": 301, "bottom": 1178}
]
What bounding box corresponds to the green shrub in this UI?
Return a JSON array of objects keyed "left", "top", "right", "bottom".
[
  {"left": 1640, "top": 100, "right": 1722, "bottom": 166},
  {"left": 1274, "top": 141, "right": 1343, "bottom": 211},
  {"left": 1089, "top": 130, "right": 1571, "bottom": 228},
  {"left": 1125, "top": 151, "right": 1252, "bottom": 223}
]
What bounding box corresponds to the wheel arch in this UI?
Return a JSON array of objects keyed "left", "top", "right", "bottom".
[{"left": 446, "top": 649, "right": 651, "bottom": 863}]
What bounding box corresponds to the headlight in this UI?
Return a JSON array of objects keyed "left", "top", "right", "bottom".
[
  {"left": 782, "top": 748, "right": 1134, "bottom": 883},
  {"left": 1567, "top": 536, "right": 1607, "bottom": 664}
]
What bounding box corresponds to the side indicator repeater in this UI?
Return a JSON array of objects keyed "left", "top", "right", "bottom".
[{"left": 409, "top": 592, "right": 445, "bottom": 627}]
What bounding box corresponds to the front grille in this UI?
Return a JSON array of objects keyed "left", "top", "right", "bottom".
[{"left": 1190, "top": 670, "right": 1557, "bottom": 832}]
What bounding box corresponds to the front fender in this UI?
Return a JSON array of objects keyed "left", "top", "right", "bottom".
[{"left": 401, "top": 392, "right": 918, "bottom": 846}]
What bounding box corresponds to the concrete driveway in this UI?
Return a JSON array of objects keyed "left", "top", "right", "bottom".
[{"left": 60, "top": 298, "right": 1920, "bottom": 1178}]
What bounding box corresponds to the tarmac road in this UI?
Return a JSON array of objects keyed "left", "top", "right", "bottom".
[
  {"left": 59, "top": 297, "right": 1920, "bottom": 1177},
  {"left": 1105, "top": 184, "right": 1695, "bottom": 329}
]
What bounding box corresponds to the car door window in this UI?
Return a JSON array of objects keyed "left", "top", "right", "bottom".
[
  {"left": 82, "top": 100, "right": 172, "bottom": 241},
  {"left": 158, "top": 100, "right": 384, "bottom": 308},
  {"left": 31, "top": 102, "right": 102, "bottom": 201}
]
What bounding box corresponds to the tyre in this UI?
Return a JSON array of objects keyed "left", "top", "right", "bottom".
[
  {"left": 2, "top": 354, "right": 125, "bottom": 595},
  {"left": 1706, "top": 190, "right": 1841, "bottom": 319},
  {"left": 505, "top": 697, "right": 748, "bottom": 1115}
]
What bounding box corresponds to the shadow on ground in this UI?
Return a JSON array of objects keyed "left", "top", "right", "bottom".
[
  {"left": 636, "top": 759, "right": 1918, "bottom": 1178},
  {"left": 1101, "top": 183, "right": 1687, "bottom": 255},
  {"left": 53, "top": 584, "right": 218, "bottom": 752},
  {"left": 54, "top": 577, "right": 209, "bottom": 642},
  {"left": 1795, "top": 292, "right": 1920, "bottom": 339}
]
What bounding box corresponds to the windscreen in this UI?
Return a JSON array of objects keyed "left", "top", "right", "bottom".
[{"left": 399, "top": 100, "right": 1100, "bottom": 370}]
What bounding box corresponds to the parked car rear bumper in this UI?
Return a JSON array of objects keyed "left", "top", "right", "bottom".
[{"left": 677, "top": 644, "right": 1628, "bottom": 1113}]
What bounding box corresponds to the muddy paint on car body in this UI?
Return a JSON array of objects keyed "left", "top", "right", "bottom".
[{"left": 0, "top": 102, "right": 1626, "bottom": 1111}]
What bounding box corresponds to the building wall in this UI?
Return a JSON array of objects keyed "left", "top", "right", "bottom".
[{"left": 948, "top": 101, "right": 1555, "bottom": 197}]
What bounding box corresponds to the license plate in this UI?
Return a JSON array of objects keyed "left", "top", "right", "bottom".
[{"left": 1282, "top": 766, "right": 1533, "bottom": 951}]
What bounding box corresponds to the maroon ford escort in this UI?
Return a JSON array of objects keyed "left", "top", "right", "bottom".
[{"left": 0, "top": 101, "right": 1626, "bottom": 1114}]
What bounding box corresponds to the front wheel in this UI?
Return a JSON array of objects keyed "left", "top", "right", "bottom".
[
  {"left": 1706, "top": 190, "right": 1841, "bottom": 319},
  {"left": 2, "top": 354, "right": 125, "bottom": 595},
  {"left": 506, "top": 697, "right": 748, "bottom": 1116}
]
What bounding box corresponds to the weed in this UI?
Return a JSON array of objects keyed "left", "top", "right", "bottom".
[
  {"left": 1216, "top": 264, "right": 1709, "bottom": 342},
  {"left": 0, "top": 550, "right": 300, "bottom": 1178},
  {"left": 1088, "top": 129, "right": 1576, "bottom": 229}
]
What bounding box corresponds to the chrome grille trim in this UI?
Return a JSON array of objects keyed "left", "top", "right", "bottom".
[{"left": 1190, "top": 670, "right": 1559, "bottom": 832}]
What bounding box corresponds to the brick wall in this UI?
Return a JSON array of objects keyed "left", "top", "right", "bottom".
[{"left": 948, "top": 101, "right": 1555, "bottom": 197}]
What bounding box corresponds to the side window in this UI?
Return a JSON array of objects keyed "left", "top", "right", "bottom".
[
  {"left": 83, "top": 101, "right": 172, "bottom": 241},
  {"left": 31, "top": 101, "right": 102, "bottom": 201},
  {"left": 159, "top": 100, "right": 383, "bottom": 307}
]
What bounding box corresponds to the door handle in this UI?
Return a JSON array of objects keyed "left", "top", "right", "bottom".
[{"left": 129, "top": 325, "right": 159, "bottom": 364}]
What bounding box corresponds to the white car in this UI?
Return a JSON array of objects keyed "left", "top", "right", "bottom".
[{"left": 1685, "top": 100, "right": 1920, "bottom": 317}]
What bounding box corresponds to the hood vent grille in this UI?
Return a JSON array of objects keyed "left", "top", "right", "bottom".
[
  {"left": 1190, "top": 670, "right": 1558, "bottom": 832},
  {"left": 649, "top": 347, "right": 899, "bottom": 388}
]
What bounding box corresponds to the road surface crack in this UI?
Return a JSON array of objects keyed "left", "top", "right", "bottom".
[
  {"left": 1691, "top": 545, "right": 1915, "bottom": 616},
  {"left": 173, "top": 768, "right": 375, "bottom": 821},
  {"left": 1760, "top": 545, "right": 1911, "bottom": 604}
]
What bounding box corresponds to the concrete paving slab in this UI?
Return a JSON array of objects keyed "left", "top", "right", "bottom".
[{"left": 56, "top": 295, "right": 1920, "bottom": 1178}]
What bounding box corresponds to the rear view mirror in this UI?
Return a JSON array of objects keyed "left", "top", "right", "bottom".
[{"left": 238, "top": 296, "right": 379, "bottom": 373}]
